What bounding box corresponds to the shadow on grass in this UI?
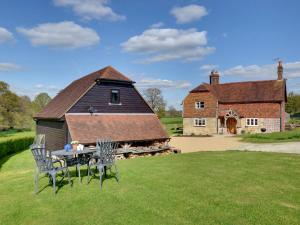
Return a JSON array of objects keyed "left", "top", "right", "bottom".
[{"left": 0, "top": 152, "right": 20, "bottom": 171}]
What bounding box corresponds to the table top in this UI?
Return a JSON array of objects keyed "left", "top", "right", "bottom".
[{"left": 52, "top": 148, "right": 97, "bottom": 157}]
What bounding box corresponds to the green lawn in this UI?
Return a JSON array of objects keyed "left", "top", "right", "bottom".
[
  {"left": 0, "top": 130, "right": 35, "bottom": 142},
  {"left": 160, "top": 117, "right": 183, "bottom": 136},
  {"left": 1, "top": 150, "right": 300, "bottom": 225},
  {"left": 241, "top": 128, "right": 300, "bottom": 143}
]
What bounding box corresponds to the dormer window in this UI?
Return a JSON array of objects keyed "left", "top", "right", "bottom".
[
  {"left": 195, "top": 101, "right": 204, "bottom": 109},
  {"left": 110, "top": 89, "right": 120, "bottom": 104}
]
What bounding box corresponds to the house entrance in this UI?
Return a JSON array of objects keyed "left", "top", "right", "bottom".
[{"left": 226, "top": 118, "right": 237, "bottom": 134}]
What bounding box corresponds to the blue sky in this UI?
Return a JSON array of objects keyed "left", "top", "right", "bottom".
[{"left": 0, "top": 0, "right": 300, "bottom": 109}]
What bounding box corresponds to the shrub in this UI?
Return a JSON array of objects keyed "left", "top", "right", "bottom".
[{"left": 0, "top": 136, "right": 34, "bottom": 159}]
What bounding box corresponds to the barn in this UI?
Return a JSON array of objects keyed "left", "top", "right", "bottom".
[{"left": 34, "top": 66, "right": 169, "bottom": 151}]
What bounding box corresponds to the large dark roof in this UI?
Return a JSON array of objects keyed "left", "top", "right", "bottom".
[
  {"left": 190, "top": 79, "right": 286, "bottom": 103},
  {"left": 35, "top": 66, "right": 134, "bottom": 119}
]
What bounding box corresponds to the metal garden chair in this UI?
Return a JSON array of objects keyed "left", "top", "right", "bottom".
[
  {"left": 31, "top": 146, "right": 71, "bottom": 194},
  {"left": 31, "top": 134, "right": 45, "bottom": 149},
  {"left": 87, "top": 139, "right": 119, "bottom": 189}
]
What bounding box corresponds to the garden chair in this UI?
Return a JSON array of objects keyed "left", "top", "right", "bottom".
[
  {"left": 31, "top": 134, "right": 45, "bottom": 149},
  {"left": 31, "top": 134, "right": 63, "bottom": 167},
  {"left": 31, "top": 146, "right": 71, "bottom": 194},
  {"left": 87, "top": 139, "right": 119, "bottom": 189}
]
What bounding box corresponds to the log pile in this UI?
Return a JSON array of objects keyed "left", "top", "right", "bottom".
[{"left": 115, "top": 146, "right": 181, "bottom": 160}]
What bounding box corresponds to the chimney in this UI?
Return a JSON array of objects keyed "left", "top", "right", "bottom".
[
  {"left": 277, "top": 60, "right": 283, "bottom": 80},
  {"left": 210, "top": 70, "right": 220, "bottom": 85}
]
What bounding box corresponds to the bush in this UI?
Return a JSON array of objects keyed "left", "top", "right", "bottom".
[{"left": 0, "top": 136, "right": 34, "bottom": 159}]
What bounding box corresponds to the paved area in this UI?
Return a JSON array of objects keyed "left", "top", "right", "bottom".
[
  {"left": 170, "top": 135, "right": 300, "bottom": 154},
  {"left": 236, "top": 142, "right": 300, "bottom": 154},
  {"left": 169, "top": 135, "right": 241, "bottom": 153}
]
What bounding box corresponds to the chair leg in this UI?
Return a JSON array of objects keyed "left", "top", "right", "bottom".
[
  {"left": 99, "top": 167, "right": 103, "bottom": 190},
  {"left": 66, "top": 168, "right": 71, "bottom": 186},
  {"left": 34, "top": 169, "right": 39, "bottom": 194},
  {"left": 87, "top": 165, "right": 91, "bottom": 184},
  {"left": 77, "top": 164, "right": 81, "bottom": 184},
  {"left": 52, "top": 174, "right": 56, "bottom": 195},
  {"left": 114, "top": 164, "right": 120, "bottom": 183}
]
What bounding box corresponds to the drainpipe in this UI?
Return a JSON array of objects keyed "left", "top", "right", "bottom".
[
  {"left": 216, "top": 101, "right": 219, "bottom": 134},
  {"left": 280, "top": 102, "right": 282, "bottom": 132}
]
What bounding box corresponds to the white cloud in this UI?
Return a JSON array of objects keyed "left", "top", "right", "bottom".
[
  {"left": 150, "top": 22, "right": 164, "bottom": 28},
  {"left": 200, "top": 64, "right": 219, "bottom": 71},
  {"left": 122, "top": 28, "right": 215, "bottom": 63},
  {"left": 53, "top": 0, "right": 125, "bottom": 21},
  {"left": 35, "top": 84, "right": 60, "bottom": 91},
  {"left": 0, "top": 27, "right": 14, "bottom": 43},
  {"left": 0, "top": 63, "right": 22, "bottom": 72},
  {"left": 171, "top": 4, "right": 208, "bottom": 24},
  {"left": 223, "top": 61, "right": 300, "bottom": 79},
  {"left": 17, "top": 21, "right": 100, "bottom": 49},
  {"left": 137, "top": 78, "right": 191, "bottom": 89},
  {"left": 35, "top": 84, "right": 44, "bottom": 89}
]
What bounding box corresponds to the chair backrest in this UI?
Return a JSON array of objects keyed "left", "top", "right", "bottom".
[
  {"left": 96, "top": 139, "right": 118, "bottom": 165},
  {"left": 31, "top": 147, "right": 53, "bottom": 172},
  {"left": 31, "top": 134, "right": 46, "bottom": 149}
]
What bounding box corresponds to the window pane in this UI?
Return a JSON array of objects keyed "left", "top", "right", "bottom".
[
  {"left": 251, "top": 119, "right": 254, "bottom": 125},
  {"left": 255, "top": 119, "right": 258, "bottom": 125},
  {"left": 111, "top": 90, "right": 120, "bottom": 103}
]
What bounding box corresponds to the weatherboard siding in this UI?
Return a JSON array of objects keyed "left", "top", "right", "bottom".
[
  {"left": 68, "top": 82, "right": 153, "bottom": 114},
  {"left": 36, "top": 120, "right": 67, "bottom": 151}
]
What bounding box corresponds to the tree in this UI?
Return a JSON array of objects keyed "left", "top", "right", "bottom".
[
  {"left": 33, "top": 93, "right": 51, "bottom": 113},
  {"left": 0, "top": 81, "right": 37, "bottom": 130},
  {"left": 0, "top": 86, "right": 21, "bottom": 129},
  {"left": 167, "top": 106, "right": 182, "bottom": 117},
  {"left": 143, "top": 88, "right": 166, "bottom": 117},
  {"left": 17, "top": 95, "right": 35, "bottom": 130},
  {"left": 0, "top": 81, "right": 9, "bottom": 95},
  {"left": 286, "top": 92, "right": 300, "bottom": 114}
]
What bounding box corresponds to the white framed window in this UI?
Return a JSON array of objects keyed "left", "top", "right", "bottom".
[
  {"left": 246, "top": 118, "right": 258, "bottom": 126},
  {"left": 195, "top": 101, "right": 205, "bottom": 109},
  {"left": 194, "top": 118, "right": 206, "bottom": 127}
]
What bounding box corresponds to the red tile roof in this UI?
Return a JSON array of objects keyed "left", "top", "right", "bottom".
[
  {"left": 65, "top": 114, "right": 169, "bottom": 143},
  {"left": 35, "top": 66, "right": 133, "bottom": 119},
  {"left": 190, "top": 80, "right": 286, "bottom": 103}
]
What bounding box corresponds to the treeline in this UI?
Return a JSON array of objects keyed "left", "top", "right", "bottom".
[
  {"left": 143, "top": 88, "right": 182, "bottom": 118},
  {"left": 286, "top": 92, "right": 300, "bottom": 116},
  {"left": 0, "top": 81, "right": 51, "bottom": 131}
]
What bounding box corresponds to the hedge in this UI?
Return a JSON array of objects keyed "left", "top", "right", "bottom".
[{"left": 0, "top": 136, "right": 34, "bottom": 159}]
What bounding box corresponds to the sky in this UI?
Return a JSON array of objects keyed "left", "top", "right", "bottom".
[{"left": 0, "top": 0, "right": 300, "bottom": 109}]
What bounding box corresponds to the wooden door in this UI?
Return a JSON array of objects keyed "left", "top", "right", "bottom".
[{"left": 226, "top": 118, "right": 237, "bottom": 134}]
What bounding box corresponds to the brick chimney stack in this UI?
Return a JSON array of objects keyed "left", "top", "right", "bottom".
[
  {"left": 277, "top": 60, "right": 283, "bottom": 80},
  {"left": 210, "top": 70, "right": 220, "bottom": 85}
]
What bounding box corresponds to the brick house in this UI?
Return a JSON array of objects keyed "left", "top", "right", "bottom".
[{"left": 183, "top": 62, "right": 287, "bottom": 135}]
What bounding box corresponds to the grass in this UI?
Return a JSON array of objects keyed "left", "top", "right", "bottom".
[
  {"left": 1, "top": 150, "right": 300, "bottom": 225},
  {"left": 0, "top": 129, "right": 35, "bottom": 142},
  {"left": 241, "top": 128, "right": 300, "bottom": 143},
  {"left": 160, "top": 117, "right": 183, "bottom": 135}
]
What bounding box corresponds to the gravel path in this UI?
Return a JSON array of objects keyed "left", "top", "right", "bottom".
[
  {"left": 170, "top": 135, "right": 300, "bottom": 154},
  {"left": 236, "top": 142, "right": 300, "bottom": 154},
  {"left": 170, "top": 135, "right": 241, "bottom": 153}
]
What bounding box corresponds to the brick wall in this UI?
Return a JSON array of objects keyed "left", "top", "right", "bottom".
[{"left": 183, "top": 92, "right": 217, "bottom": 118}]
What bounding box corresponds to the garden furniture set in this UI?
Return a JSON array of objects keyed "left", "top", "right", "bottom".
[{"left": 30, "top": 135, "right": 120, "bottom": 194}]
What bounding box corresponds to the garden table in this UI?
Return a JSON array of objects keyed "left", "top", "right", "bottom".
[
  {"left": 52, "top": 148, "right": 108, "bottom": 178},
  {"left": 52, "top": 148, "right": 97, "bottom": 157}
]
